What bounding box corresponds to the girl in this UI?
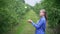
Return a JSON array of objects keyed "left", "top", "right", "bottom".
[{"left": 28, "top": 9, "right": 47, "bottom": 34}]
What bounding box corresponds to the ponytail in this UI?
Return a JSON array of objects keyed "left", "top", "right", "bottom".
[{"left": 44, "top": 11, "right": 47, "bottom": 20}]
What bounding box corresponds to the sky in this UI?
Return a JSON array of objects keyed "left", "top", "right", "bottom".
[{"left": 24, "top": 0, "right": 41, "bottom": 6}]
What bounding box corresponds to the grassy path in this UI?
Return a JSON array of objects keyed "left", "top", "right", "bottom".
[{"left": 19, "top": 10, "right": 39, "bottom": 34}]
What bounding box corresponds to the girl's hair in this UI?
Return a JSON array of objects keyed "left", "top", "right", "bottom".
[{"left": 40, "top": 9, "right": 47, "bottom": 20}]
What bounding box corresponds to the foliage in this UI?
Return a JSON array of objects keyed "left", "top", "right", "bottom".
[
  {"left": 0, "top": 8, "right": 20, "bottom": 34},
  {"left": 0, "top": 0, "right": 27, "bottom": 34}
]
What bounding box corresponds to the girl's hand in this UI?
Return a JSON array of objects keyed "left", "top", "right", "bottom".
[{"left": 28, "top": 19, "right": 32, "bottom": 23}]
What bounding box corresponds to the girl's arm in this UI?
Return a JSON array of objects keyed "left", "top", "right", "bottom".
[{"left": 31, "top": 19, "right": 45, "bottom": 29}]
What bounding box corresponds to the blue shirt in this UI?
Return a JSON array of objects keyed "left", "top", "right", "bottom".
[{"left": 32, "top": 16, "right": 46, "bottom": 34}]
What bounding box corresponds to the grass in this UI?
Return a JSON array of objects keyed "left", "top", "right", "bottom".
[{"left": 17, "top": 10, "right": 39, "bottom": 34}]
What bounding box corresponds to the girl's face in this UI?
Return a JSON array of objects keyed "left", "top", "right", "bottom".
[{"left": 40, "top": 10, "right": 45, "bottom": 17}]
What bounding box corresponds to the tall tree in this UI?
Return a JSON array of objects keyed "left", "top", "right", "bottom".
[{"left": 0, "top": 0, "right": 28, "bottom": 34}]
